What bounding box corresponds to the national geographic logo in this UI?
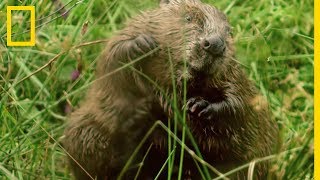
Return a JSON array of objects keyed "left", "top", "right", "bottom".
[{"left": 6, "top": 6, "right": 35, "bottom": 46}]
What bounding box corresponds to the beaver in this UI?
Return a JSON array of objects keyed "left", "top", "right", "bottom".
[{"left": 62, "top": 0, "right": 279, "bottom": 179}]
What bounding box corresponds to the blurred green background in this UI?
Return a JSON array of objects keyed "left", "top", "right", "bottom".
[{"left": 0, "top": 0, "right": 313, "bottom": 179}]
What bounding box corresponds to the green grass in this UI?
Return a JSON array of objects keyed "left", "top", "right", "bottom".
[{"left": 0, "top": 0, "right": 313, "bottom": 179}]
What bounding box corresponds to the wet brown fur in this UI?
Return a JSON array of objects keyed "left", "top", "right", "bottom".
[{"left": 63, "top": 0, "right": 279, "bottom": 179}]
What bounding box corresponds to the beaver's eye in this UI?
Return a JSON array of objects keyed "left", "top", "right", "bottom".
[{"left": 185, "top": 14, "right": 192, "bottom": 22}]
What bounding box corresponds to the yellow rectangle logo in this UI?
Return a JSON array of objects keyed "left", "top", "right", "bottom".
[{"left": 7, "top": 6, "right": 36, "bottom": 46}]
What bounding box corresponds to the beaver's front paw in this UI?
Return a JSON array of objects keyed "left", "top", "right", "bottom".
[
  {"left": 127, "top": 34, "right": 158, "bottom": 60},
  {"left": 186, "top": 97, "right": 209, "bottom": 119},
  {"left": 186, "top": 97, "right": 221, "bottom": 120}
]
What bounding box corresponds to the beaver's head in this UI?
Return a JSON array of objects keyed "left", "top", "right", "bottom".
[
  {"left": 140, "top": 0, "right": 235, "bottom": 88},
  {"left": 165, "top": 0, "right": 234, "bottom": 73},
  {"left": 117, "top": 0, "right": 238, "bottom": 96}
]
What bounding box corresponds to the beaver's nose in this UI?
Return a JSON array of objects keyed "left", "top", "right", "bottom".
[{"left": 201, "top": 36, "right": 226, "bottom": 56}]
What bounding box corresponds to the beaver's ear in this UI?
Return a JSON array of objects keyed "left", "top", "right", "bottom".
[
  {"left": 187, "top": 0, "right": 201, "bottom": 3},
  {"left": 159, "top": 0, "right": 200, "bottom": 6},
  {"left": 159, "top": 0, "right": 169, "bottom": 4},
  {"left": 159, "top": 0, "right": 182, "bottom": 6}
]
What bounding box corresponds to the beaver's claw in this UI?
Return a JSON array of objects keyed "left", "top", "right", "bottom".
[
  {"left": 186, "top": 97, "right": 219, "bottom": 121},
  {"left": 127, "top": 34, "right": 158, "bottom": 60}
]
